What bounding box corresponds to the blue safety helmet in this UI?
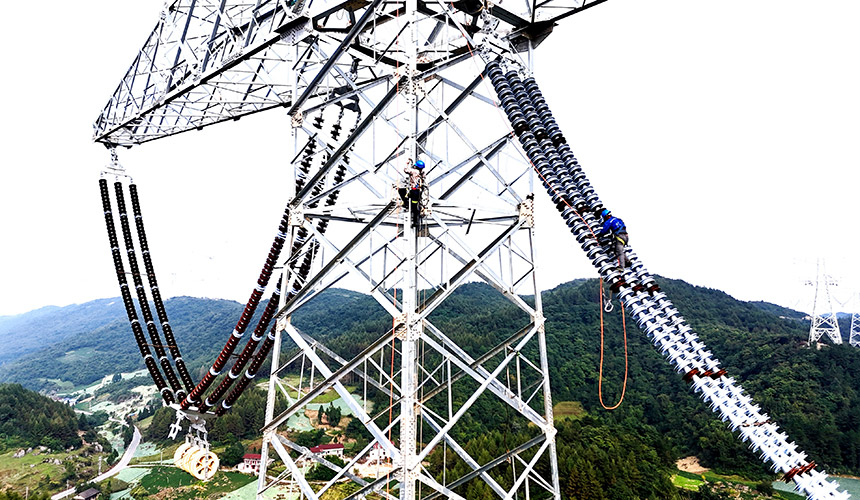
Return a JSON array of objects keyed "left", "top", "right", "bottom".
[
  {"left": 415, "top": 160, "right": 425, "bottom": 169},
  {"left": 600, "top": 208, "right": 611, "bottom": 218}
]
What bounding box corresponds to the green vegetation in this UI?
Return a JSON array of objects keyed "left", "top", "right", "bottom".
[
  {"left": 125, "top": 466, "right": 254, "bottom": 500},
  {"left": 553, "top": 401, "right": 587, "bottom": 421},
  {"left": 0, "top": 297, "right": 247, "bottom": 393},
  {"left": 91, "top": 375, "right": 150, "bottom": 403},
  {"left": 4, "top": 278, "right": 860, "bottom": 498},
  {"left": 673, "top": 471, "right": 705, "bottom": 490},
  {"left": 0, "top": 491, "right": 51, "bottom": 500},
  {"left": 0, "top": 384, "right": 83, "bottom": 451},
  {"left": 672, "top": 470, "right": 806, "bottom": 500}
]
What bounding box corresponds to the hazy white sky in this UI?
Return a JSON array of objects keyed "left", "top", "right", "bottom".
[{"left": 1, "top": 0, "right": 858, "bottom": 316}]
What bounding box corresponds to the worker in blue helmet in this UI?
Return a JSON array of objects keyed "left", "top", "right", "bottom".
[
  {"left": 596, "top": 208, "right": 629, "bottom": 269},
  {"left": 401, "top": 158, "right": 427, "bottom": 228}
]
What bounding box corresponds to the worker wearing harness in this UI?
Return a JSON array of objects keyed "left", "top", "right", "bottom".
[
  {"left": 597, "top": 208, "right": 629, "bottom": 269},
  {"left": 401, "top": 159, "right": 426, "bottom": 228}
]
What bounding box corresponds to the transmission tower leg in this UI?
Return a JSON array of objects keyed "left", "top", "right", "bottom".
[
  {"left": 257, "top": 316, "right": 284, "bottom": 499},
  {"left": 399, "top": 0, "right": 420, "bottom": 496},
  {"left": 533, "top": 240, "right": 561, "bottom": 498},
  {"left": 851, "top": 309, "right": 860, "bottom": 348}
]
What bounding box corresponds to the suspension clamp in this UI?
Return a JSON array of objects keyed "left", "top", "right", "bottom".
[
  {"left": 167, "top": 405, "right": 211, "bottom": 440},
  {"left": 102, "top": 147, "right": 128, "bottom": 177},
  {"left": 168, "top": 409, "right": 187, "bottom": 440}
]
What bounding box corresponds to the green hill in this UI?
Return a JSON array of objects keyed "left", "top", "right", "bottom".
[
  {"left": 0, "top": 384, "right": 84, "bottom": 451},
  {"left": 2, "top": 277, "right": 860, "bottom": 489},
  {"left": 0, "top": 299, "right": 129, "bottom": 366}
]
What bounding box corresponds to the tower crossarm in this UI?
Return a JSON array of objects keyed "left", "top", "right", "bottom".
[{"left": 93, "top": 0, "right": 610, "bottom": 147}]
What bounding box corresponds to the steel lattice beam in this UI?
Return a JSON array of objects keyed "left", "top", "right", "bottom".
[{"left": 93, "top": 0, "right": 609, "bottom": 146}]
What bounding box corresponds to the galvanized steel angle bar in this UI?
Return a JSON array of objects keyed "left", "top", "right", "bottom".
[
  {"left": 301, "top": 74, "right": 394, "bottom": 115},
  {"left": 512, "top": 452, "right": 555, "bottom": 494},
  {"left": 427, "top": 212, "right": 535, "bottom": 315},
  {"left": 292, "top": 80, "right": 403, "bottom": 205},
  {"left": 268, "top": 433, "right": 320, "bottom": 499},
  {"left": 411, "top": 351, "right": 450, "bottom": 396},
  {"left": 295, "top": 124, "right": 392, "bottom": 198},
  {"left": 424, "top": 91, "right": 524, "bottom": 204},
  {"left": 422, "top": 320, "right": 546, "bottom": 425},
  {"left": 423, "top": 228, "right": 530, "bottom": 312},
  {"left": 420, "top": 413, "right": 509, "bottom": 498},
  {"left": 430, "top": 0, "right": 479, "bottom": 49},
  {"left": 302, "top": 169, "right": 384, "bottom": 207},
  {"left": 296, "top": 329, "right": 403, "bottom": 400},
  {"left": 317, "top": 442, "right": 400, "bottom": 499},
  {"left": 306, "top": 327, "right": 511, "bottom": 498},
  {"left": 275, "top": 434, "right": 393, "bottom": 497},
  {"left": 416, "top": 73, "right": 487, "bottom": 146},
  {"left": 96, "top": 11, "right": 307, "bottom": 144},
  {"left": 521, "top": 369, "right": 548, "bottom": 408},
  {"left": 421, "top": 321, "right": 534, "bottom": 401},
  {"left": 415, "top": 473, "right": 467, "bottom": 500},
  {"left": 420, "top": 434, "right": 547, "bottom": 500},
  {"left": 429, "top": 134, "right": 510, "bottom": 189},
  {"left": 424, "top": 400, "right": 513, "bottom": 498},
  {"left": 417, "top": 218, "right": 524, "bottom": 317},
  {"left": 502, "top": 437, "right": 552, "bottom": 499},
  {"left": 256, "top": 456, "right": 295, "bottom": 497},
  {"left": 288, "top": 0, "right": 385, "bottom": 117},
  {"left": 292, "top": 215, "right": 403, "bottom": 317},
  {"left": 341, "top": 467, "right": 404, "bottom": 500},
  {"left": 272, "top": 201, "right": 398, "bottom": 320},
  {"left": 273, "top": 321, "right": 402, "bottom": 459},
  {"left": 409, "top": 336, "right": 526, "bottom": 468}
]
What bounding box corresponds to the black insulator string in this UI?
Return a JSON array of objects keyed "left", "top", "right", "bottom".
[
  {"left": 116, "top": 182, "right": 185, "bottom": 400},
  {"left": 129, "top": 183, "right": 196, "bottom": 393},
  {"left": 99, "top": 179, "right": 173, "bottom": 404}
]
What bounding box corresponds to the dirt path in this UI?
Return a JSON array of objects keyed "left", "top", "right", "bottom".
[{"left": 676, "top": 456, "right": 709, "bottom": 474}]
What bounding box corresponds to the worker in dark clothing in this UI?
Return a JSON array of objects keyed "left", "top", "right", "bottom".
[{"left": 596, "top": 208, "right": 629, "bottom": 268}]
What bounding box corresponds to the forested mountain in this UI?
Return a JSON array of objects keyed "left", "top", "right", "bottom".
[
  {"left": 545, "top": 279, "right": 860, "bottom": 477},
  {"left": 0, "top": 299, "right": 129, "bottom": 365},
  {"left": 0, "top": 297, "right": 248, "bottom": 392},
  {"left": 3, "top": 277, "right": 860, "bottom": 488},
  {"left": 0, "top": 384, "right": 86, "bottom": 451}
]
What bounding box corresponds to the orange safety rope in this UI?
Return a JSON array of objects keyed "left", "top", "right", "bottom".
[
  {"left": 473, "top": 63, "right": 630, "bottom": 409},
  {"left": 598, "top": 277, "right": 628, "bottom": 409}
]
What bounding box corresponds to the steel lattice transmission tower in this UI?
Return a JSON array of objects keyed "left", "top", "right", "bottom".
[
  {"left": 93, "top": 0, "right": 611, "bottom": 498},
  {"left": 808, "top": 260, "right": 842, "bottom": 346}
]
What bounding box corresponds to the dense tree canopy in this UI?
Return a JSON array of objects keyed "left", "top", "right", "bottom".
[
  {"left": 5, "top": 276, "right": 860, "bottom": 497},
  {"left": 0, "top": 383, "right": 85, "bottom": 451}
]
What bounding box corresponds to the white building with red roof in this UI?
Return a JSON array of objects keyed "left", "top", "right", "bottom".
[
  {"left": 308, "top": 443, "right": 344, "bottom": 458},
  {"left": 238, "top": 453, "right": 273, "bottom": 474}
]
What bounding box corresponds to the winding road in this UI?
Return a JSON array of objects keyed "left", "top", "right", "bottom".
[{"left": 50, "top": 426, "right": 141, "bottom": 500}]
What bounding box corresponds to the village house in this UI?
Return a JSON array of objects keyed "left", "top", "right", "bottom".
[
  {"left": 73, "top": 488, "right": 100, "bottom": 500},
  {"left": 309, "top": 443, "right": 344, "bottom": 459},
  {"left": 238, "top": 453, "right": 274, "bottom": 474}
]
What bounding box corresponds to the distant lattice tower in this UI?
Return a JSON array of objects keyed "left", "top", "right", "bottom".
[
  {"left": 849, "top": 294, "right": 860, "bottom": 347},
  {"left": 808, "top": 260, "right": 842, "bottom": 345}
]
